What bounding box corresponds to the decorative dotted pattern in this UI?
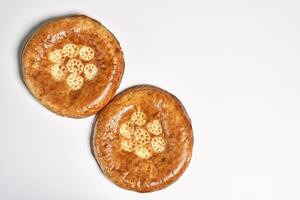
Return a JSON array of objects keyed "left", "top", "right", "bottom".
[
  {"left": 135, "top": 144, "right": 152, "bottom": 159},
  {"left": 151, "top": 136, "right": 166, "bottom": 153},
  {"left": 79, "top": 46, "right": 95, "bottom": 61},
  {"left": 66, "top": 59, "right": 84, "bottom": 74},
  {"left": 50, "top": 64, "right": 67, "bottom": 80},
  {"left": 49, "top": 49, "right": 65, "bottom": 64},
  {"left": 84, "top": 64, "right": 98, "bottom": 80},
  {"left": 120, "top": 137, "right": 136, "bottom": 152},
  {"left": 119, "top": 121, "right": 135, "bottom": 138},
  {"left": 48, "top": 44, "right": 98, "bottom": 90},
  {"left": 131, "top": 108, "right": 147, "bottom": 126},
  {"left": 134, "top": 128, "right": 151, "bottom": 145},
  {"left": 66, "top": 73, "right": 84, "bottom": 90},
  {"left": 62, "top": 44, "right": 79, "bottom": 58},
  {"left": 147, "top": 120, "right": 162, "bottom": 135},
  {"left": 119, "top": 108, "right": 167, "bottom": 159}
]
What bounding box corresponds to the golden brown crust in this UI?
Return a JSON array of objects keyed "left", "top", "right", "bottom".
[
  {"left": 93, "top": 85, "right": 193, "bottom": 192},
  {"left": 22, "top": 15, "right": 124, "bottom": 118}
]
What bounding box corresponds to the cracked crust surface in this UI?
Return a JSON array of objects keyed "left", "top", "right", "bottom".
[
  {"left": 93, "top": 85, "right": 193, "bottom": 192},
  {"left": 22, "top": 15, "right": 124, "bottom": 118}
]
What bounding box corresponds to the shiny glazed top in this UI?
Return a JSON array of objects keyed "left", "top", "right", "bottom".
[
  {"left": 93, "top": 85, "right": 193, "bottom": 192},
  {"left": 22, "top": 15, "right": 124, "bottom": 118}
]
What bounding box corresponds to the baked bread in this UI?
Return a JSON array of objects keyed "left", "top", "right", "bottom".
[
  {"left": 22, "top": 15, "right": 124, "bottom": 118},
  {"left": 93, "top": 85, "right": 193, "bottom": 192}
]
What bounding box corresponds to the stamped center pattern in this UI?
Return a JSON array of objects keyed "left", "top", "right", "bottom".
[
  {"left": 48, "top": 44, "right": 98, "bottom": 90},
  {"left": 119, "top": 108, "right": 166, "bottom": 159}
]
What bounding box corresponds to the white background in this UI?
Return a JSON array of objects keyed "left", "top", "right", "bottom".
[{"left": 0, "top": 0, "right": 299, "bottom": 199}]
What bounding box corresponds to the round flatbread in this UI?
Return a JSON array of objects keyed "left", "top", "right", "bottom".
[
  {"left": 22, "top": 15, "right": 124, "bottom": 118},
  {"left": 93, "top": 85, "right": 193, "bottom": 192}
]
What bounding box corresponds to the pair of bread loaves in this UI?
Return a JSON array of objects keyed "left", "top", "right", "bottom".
[{"left": 22, "top": 15, "right": 193, "bottom": 193}]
